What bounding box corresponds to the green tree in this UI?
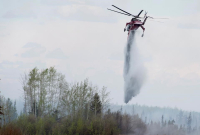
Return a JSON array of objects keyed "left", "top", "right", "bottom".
[
  {"left": 22, "top": 67, "right": 67, "bottom": 117},
  {"left": 90, "top": 93, "right": 102, "bottom": 117},
  {"left": 28, "top": 67, "right": 40, "bottom": 117}
]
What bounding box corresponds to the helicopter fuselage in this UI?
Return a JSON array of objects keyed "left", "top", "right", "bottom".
[{"left": 126, "top": 20, "right": 145, "bottom": 36}]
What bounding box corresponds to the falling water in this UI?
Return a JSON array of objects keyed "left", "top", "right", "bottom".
[{"left": 124, "top": 31, "right": 146, "bottom": 103}]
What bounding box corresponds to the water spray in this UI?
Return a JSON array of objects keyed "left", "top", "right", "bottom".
[{"left": 124, "top": 31, "right": 146, "bottom": 103}]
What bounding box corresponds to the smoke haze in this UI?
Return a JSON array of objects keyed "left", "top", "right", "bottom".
[{"left": 124, "top": 31, "right": 146, "bottom": 103}]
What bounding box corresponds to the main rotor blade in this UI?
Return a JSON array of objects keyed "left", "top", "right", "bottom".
[
  {"left": 112, "top": 5, "right": 137, "bottom": 17},
  {"left": 137, "top": 10, "right": 143, "bottom": 17},
  {"left": 148, "top": 16, "right": 169, "bottom": 19},
  {"left": 148, "top": 19, "right": 164, "bottom": 23},
  {"left": 107, "top": 9, "right": 131, "bottom": 16}
]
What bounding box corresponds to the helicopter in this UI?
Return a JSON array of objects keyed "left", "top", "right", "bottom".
[{"left": 107, "top": 5, "right": 167, "bottom": 37}]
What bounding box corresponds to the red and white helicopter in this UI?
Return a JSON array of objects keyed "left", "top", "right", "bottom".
[{"left": 108, "top": 5, "right": 167, "bottom": 37}]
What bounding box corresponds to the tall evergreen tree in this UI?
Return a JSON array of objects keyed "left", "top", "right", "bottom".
[{"left": 90, "top": 93, "right": 102, "bottom": 116}]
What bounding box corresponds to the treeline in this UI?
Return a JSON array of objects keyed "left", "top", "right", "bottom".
[
  {"left": 0, "top": 67, "right": 200, "bottom": 135},
  {"left": 145, "top": 120, "right": 200, "bottom": 135},
  {"left": 111, "top": 104, "right": 200, "bottom": 131},
  {"left": 0, "top": 67, "right": 146, "bottom": 135}
]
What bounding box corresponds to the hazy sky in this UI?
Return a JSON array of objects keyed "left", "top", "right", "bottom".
[{"left": 0, "top": 0, "right": 200, "bottom": 112}]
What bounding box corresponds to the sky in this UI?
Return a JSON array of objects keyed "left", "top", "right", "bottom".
[{"left": 0, "top": 0, "right": 200, "bottom": 112}]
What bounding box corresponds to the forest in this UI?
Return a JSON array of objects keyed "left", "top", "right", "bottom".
[{"left": 0, "top": 67, "right": 200, "bottom": 135}]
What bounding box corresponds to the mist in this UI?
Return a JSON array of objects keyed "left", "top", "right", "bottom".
[{"left": 124, "top": 31, "right": 146, "bottom": 103}]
